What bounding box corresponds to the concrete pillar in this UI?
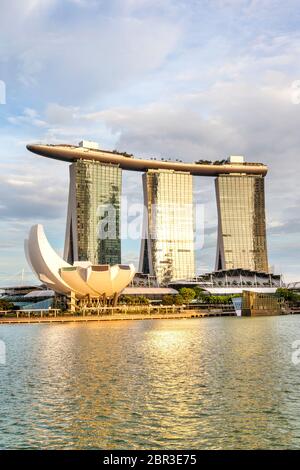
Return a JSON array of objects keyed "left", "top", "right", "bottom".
[
  {"left": 112, "top": 293, "right": 118, "bottom": 307},
  {"left": 70, "top": 291, "right": 76, "bottom": 313}
]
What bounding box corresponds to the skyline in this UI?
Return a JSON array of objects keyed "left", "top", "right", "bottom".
[{"left": 1, "top": 0, "right": 300, "bottom": 284}]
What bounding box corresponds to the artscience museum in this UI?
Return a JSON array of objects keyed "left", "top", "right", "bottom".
[{"left": 25, "top": 224, "right": 135, "bottom": 308}]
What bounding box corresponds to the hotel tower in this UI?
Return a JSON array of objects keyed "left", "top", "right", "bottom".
[
  {"left": 215, "top": 157, "right": 268, "bottom": 272},
  {"left": 139, "top": 170, "right": 195, "bottom": 285},
  {"left": 64, "top": 142, "right": 122, "bottom": 265}
]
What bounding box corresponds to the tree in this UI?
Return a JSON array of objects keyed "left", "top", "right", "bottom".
[
  {"left": 194, "top": 288, "right": 210, "bottom": 303},
  {"left": 162, "top": 294, "right": 184, "bottom": 305},
  {"left": 119, "top": 295, "right": 135, "bottom": 305},
  {"left": 0, "top": 299, "right": 14, "bottom": 311},
  {"left": 179, "top": 288, "right": 196, "bottom": 304},
  {"left": 173, "top": 294, "right": 184, "bottom": 305},
  {"left": 137, "top": 296, "right": 150, "bottom": 305},
  {"left": 162, "top": 295, "right": 175, "bottom": 305},
  {"left": 193, "top": 286, "right": 205, "bottom": 298},
  {"left": 276, "top": 288, "right": 299, "bottom": 303}
]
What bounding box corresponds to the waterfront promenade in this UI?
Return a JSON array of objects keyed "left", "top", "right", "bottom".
[
  {"left": 1, "top": 303, "right": 299, "bottom": 324},
  {"left": 0, "top": 304, "right": 236, "bottom": 324}
]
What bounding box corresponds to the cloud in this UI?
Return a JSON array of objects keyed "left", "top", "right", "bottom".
[
  {"left": 45, "top": 103, "right": 79, "bottom": 125},
  {"left": 1, "top": 0, "right": 300, "bottom": 282},
  {"left": 0, "top": 0, "right": 182, "bottom": 106},
  {"left": 0, "top": 153, "right": 69, "bottom": 286},
  {"left": 0, "top": 160, "right": 68, "bottom": 221},
  {"left": 8, "top": 108, "right": 47, "bottom": 127},
  {"left": 268, "top": 219, "right": 300, "bottom": 235}
]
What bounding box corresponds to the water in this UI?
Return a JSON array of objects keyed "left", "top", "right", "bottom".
[{"left": 0, "top": 316, "right": 300, "bottom": 449}]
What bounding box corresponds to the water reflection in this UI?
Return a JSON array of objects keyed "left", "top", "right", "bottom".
[{"left": 0, "top": 317, "right": 300, "bottom": 449}]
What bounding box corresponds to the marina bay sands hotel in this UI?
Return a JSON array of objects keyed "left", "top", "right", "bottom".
[{"left": 27, "top": 141, "right": 269, "bottom": 285}]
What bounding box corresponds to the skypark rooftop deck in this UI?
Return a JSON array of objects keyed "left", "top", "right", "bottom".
[{"left": 26, "top": 143, "right": 268, "bottom": 176}]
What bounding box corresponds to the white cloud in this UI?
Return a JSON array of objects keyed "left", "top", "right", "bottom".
[
  {"left": 8, "top": 108, "right": 47, "bottom": 127},
  {"left": 1, "top": 0, "right": 300, "bottom": 281}
]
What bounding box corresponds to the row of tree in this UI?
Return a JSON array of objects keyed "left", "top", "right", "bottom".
[
  {"left": 2, "top": 287, "right": 299, "bottom": 312},
  {"left": 0, "top": 299, "right": 15, "bottom": 311},
  {"left": 163, "top": 287, "right": 300, "bottom": 306},
  {"left": 161, "top": 287, "right": 240, "bottom": 305},
  {"left": 120, "top": 287, "right": 241, "bottom": 306},
  {"left": 275, "top": 288, "right": 300, "bottom": 304},
  {"left": 119, "top": 295, "right": 150, "bottom": 305}
]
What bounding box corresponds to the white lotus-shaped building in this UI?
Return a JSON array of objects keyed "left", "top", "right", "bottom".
[{"left": 24, "top": 224, "right": 135, "bottom": 301}]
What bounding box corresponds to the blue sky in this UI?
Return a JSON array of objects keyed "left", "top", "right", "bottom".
[{"left": 1, "top": 0, "right": 300, "bottom": 285}]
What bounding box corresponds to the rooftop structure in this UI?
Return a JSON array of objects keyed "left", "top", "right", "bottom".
[
  {"left": 228, "top": 155, "right": 245, "bottom": 164},
  {"left": 0, "top": 285, "right": 42, "bottom": 296},
  {"left": 1, "top": 288, "right": 55, "bottom": 311},
  {"left": 169, "top": 269, "right": 282, "bottom": 289},
  {"left": 27, "top": 144, "right": 268, "bottom": 177}
]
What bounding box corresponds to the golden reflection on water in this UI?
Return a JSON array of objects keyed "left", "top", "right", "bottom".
[{"left": 0, "top": 317, "right": 300, "bottom": 449}]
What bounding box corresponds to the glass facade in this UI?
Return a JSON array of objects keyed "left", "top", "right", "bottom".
[
  {"left": 215, "top": 175, "right": 268, "bottom": 272},
  {"left": 139, "top": 170, "right": 195, "bottom": 285},
  {"left": 64, "top": 159, "right": 122, "bottom": 265}
]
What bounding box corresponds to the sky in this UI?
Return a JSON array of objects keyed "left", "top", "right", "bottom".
[{"left": 0, "top": 0, "right": 300, "bottom": 286}]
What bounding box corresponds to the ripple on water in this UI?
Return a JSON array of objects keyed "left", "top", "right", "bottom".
[{"left": 0, "top": 317, "right": 300, "bottom": 449}]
